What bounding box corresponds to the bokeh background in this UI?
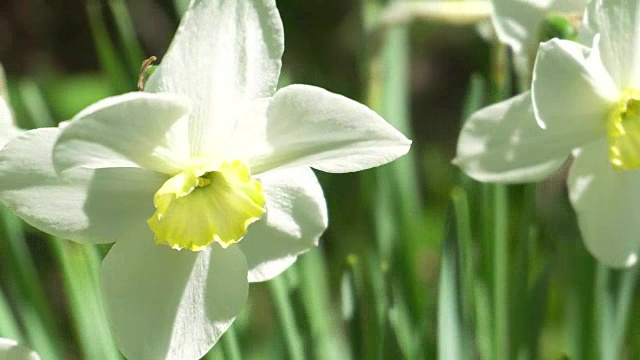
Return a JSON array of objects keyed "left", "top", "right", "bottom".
[{"left": 1, "top": 0, "right": 638, "bottom": 359}]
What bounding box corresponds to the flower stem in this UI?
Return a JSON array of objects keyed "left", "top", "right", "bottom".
[{"left": 269, "top": 275, "right": 305, "bottom": 360}]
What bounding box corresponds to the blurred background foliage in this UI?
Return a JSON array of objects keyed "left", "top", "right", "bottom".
[{"left": 1, "top": 0, "right": 640, "bottom": 359}]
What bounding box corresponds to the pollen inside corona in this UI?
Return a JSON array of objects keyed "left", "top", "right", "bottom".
[
  {"left": 607, "top": 88, "right": 640, "bottom": 170},
  {"left": 147, "top": 160, "right": 266, "bottom": 251}
]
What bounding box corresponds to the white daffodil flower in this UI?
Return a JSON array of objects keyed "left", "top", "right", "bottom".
[
  {"left": 491, "top": 0, "right": 587, "bottom": 53},
  {"left": 0, "top": 338, "right": 40, "bottom": 360},
  {"left": 455, "top": 0, "right": 640, "bottom": 268},
  {"left": 0, "top": 0, "right": 410, "bottom": 359}
]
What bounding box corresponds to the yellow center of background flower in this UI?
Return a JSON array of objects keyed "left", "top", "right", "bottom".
[
  {"left": 147, "top": 160, "right": 266, "bottom": 251},
  {"left": 607, "top": 88, "right": 640, "bottom": 170}
]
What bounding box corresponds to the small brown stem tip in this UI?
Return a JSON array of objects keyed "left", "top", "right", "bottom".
[{"left": 138, "top": 56, "right": 157, "bottom": 91}]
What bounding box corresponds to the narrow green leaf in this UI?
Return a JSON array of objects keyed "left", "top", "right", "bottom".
[
  {"left": 107, "top": 0, "right": 145, "bottom": 76},
  {"left": 268, "top": 275, "right": 305, "bottom": 360},
  {"left": 298, "top": 251, "right": 350, "bottom": 360},
  {"left": 0, "top": 207, "right": 63, "bottom": 360},
  {"left": 221, "top": 325, "right": 242, "bottom": 360},
  {"left": 86, "top": 0, "right": 132, "bottom": 93},
  {"left": 50, "top": 240, "right": 121, "bottom": 360},
  {"left": 17, "top": 80, "right": 55, "bottom": 128},
  {"left": 614, "top": 266, "right": 638, "bottom": 353},
  {"left": 0, "top": 289, "right": 22, "bottom": 341},
  {"left": 493, "top": 184, "right": 509, "bottom": 360},
  {"left": 438, "top": 206, "right": 467, "bottom": 360},
  {"left": 451, "top": 187, "right": 474, "bottom": 327}
]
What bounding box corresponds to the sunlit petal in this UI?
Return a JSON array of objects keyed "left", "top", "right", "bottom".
[
  {"left": 145, "top": 0, "right": 284, "bottom": 159},
  {"left": 102, "top": 226, "right": 248, "bottom": 360},
  {"left": 239, "top": 166, "right": 327, "bottom": 282},
  {"left": 568, "top": 139, "right": 640, "bottom": 268}
]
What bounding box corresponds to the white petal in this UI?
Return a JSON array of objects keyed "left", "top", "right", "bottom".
[
  {"left": 454, "top": 92, "right": 569, "bottom": 183},
  {"left": 0, "top": 96, "right": 22, "bottom": 149},
  {"left": 145, "top": 0, "right": 284, "bottom": 159},
  {"left": 491, "top": 0, "right": 547, "bottom": 53},
  {"left": 239, "top": 166, "right": 327, "bottom": 282},
  {"left": 0, "top": 128, "right": 165, "bottom": 244},
  {"left": 102, "top": 228, "right": 248, "bottom": 360},
  {"left": 239, "top": 84, "right": 411, "bottom": 174},
  {"left": 568, "top": 139, "right": 640, "bottom": 268},
  {"left": 584, "top": 0, "right": 640, "bottom": 89},
  {"left": 548, "top": 0, "right": 589, "bottom": 12},
  {"left": 532, "top": 38, "right": 617, "bottom": 142},
  {"left": 0, "top": 338, "right": 40, "bottom": 360},
  {"left": 54, "top": 92, "right": 191, "bottom": 175},
  {"left": 491, "top": 0, "right": 588, "bottom": 53}
]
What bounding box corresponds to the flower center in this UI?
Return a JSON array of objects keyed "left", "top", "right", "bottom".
[
  {"left": 147, "top": 160, "right": 265, "bottom": 251},
  {"left": 607, "top": 88, "right": 640, "bottom": 169}
]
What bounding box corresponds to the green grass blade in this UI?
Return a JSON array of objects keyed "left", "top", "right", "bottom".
[
  {"left": 17, "top": 80, "right": 55, "bottom": 128},
  {"left": 268, "top": 275, "right": 305, "bottom": 360},
  {"left": 595, "top": 264, "right": 616, "bottom": 360},
  {"left": 50, "top": 240, "right": 121, "bottom": 360},
  {"left": 221, "top": 325, "right": 242, "bottom": 360},
  {"left": 474, "top": 281, "right": 494, "bottom": 360},
  {"left": 341, "top": 253, "right": 385, "bottom": 358},
  {"left": 493, "top": 184, "right": 509, "bottom": 360},
  {"left": 596, "top": 264, "right": 639, "bottom": 359},
  {"left": 86, "top": 0, "right": 132, "bottom": 93},
  {"left": 438, "top": 205, "right": 467, "bottom": 360},
  {"left": 614, "top": 266, "right": 638, "bottom": 354},
  {"left": 107, "top": 0, "right": 145, "bottom": 76},
  {"left": 0, "top": 289, "right": 22, "bottom": 341},
  {"left": 560, "top": 236, "right": 596, "bottom": 359},
  {"left": 0, "top": 208, "right": 63, "bottom": 360},
  {"left": 14, "top": 303, "right": 62, "bottom": 360},
  {"left": 298, "top": 251, "right": 350, "bottom": 360},
  {"left": 522, "top": 266, "right": 551, "bottom": 359},
  {"left": 451, "top": 187, "right": 474, "bottom": 329},
  {"left": 389, "top": 283, "right": 424, "bottom": 359}
]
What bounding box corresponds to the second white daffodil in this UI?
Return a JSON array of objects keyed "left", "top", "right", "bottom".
[
  {"left": 491, "top": 0, "right": 587, "bottom": 53},
  {"left": 0, "top": 0, "right": 411, "bottom": 359},
  {"left": 456, "top": 0, "right": 640, "bottom": 268}
]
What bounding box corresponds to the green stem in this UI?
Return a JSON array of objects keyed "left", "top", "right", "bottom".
[
  {"left": 0, "top": 289, "right": 22, "bottom": 341},
  {"left": 269, "top": 275, "right": 305, "bottom": 360},
  {"left": 0, "top": 207, "right": 63, "bottom": 360},
  {"left": 221, "top": 325, "right": 242, "bottom": 360},
  {"left": 50, "top": 240, "right": 120, "bottom": 360},
  {"left": 493, "top": 185, "right": 509, "bottom": 360}
]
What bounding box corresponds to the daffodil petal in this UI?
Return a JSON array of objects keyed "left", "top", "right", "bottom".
[
  {"left": 577, "top": 1, "right": 598, "bottom": 46},
  {"left": 454, "top": 92, "right": 569, "bottom": 183},
  {"left": 101, "top": 227, "right": 248, "bottom": 360},
  {"left": 0, "top": 96, "right": 22, "bottom": 149},
  {"left": 53, "top": 92, "right": 191, "bottom": 175},
  {"left": 532, "top": 38, "right": 617, "bottom": 141},
  {"left": 145, "top": 0, "right": 284, "bottom": 159},
  {"left": 0, "top": 338, "right": 40, "bottom": 360},
  {"left": 491, "top": 0, "right": 547, "bottom": 53},
  {"left": 551, "top": 0, "right": 589, "bottom": 12},
  {"left": 568, "top": 139, "right": 640, "bottom": 268},
  {"left": 491, "top": 0, "right": 588, "bottom": 53},
  {"left": 0, "top": 128, "right": 165, "bottom": 244},
  {"left": 241, "top": 84, "right": 411, "bottom": 174},
  {"left": 585, "top": 0, "right": 640, "bottom": 89},
  {"left": 239, "top": 166, "right": 327, "bottom": 282}
]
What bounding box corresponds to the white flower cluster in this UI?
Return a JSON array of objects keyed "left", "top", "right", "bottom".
[{"left": 456, "top": 0, "right": 640, "bottom": 268}]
